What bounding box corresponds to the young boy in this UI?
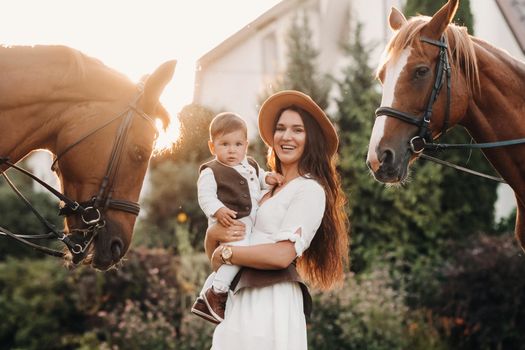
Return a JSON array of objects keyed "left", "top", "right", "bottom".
[{"left": 191, "top": 112, "right": 282, "bottom": 324}]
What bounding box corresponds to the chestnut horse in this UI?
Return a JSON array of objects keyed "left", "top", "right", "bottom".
[
  {"left": 366, "top": 0, "right": 525, "bottom": 249},
  {"left": 0, "top": 45, "right": 176, "bottom": 270}
]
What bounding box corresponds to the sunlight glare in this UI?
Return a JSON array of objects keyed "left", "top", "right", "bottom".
[{"left": 153, "top": 117, "right": 181, "bottom": 155}]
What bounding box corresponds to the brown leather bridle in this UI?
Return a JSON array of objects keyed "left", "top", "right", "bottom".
[
  {"left": 373, "top": 35, "right": 525, "bottom": 183},
  {"left": 375, "top": 35, "right": 451, "bottom": 154},
  {"left": 0, "top": 86, "right": 157, "bottom": 262}
]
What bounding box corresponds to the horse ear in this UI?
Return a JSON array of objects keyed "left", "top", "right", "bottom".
[
  {"left": 389, "top": 7, "right": 407, "bottom": 31},
  {"left": 142, "top": 60, "right": 177, "bottom": 113},
  {"left": 422, "top": 0, "right": 459, "bottom": 39}
]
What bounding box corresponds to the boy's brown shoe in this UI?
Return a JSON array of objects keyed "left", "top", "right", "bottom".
[
  {"left": 191, "top": 295, "right": 220, "bottom": 324},
  {"left": 203, "top": 287, "right": 228, "bottom": 321}
]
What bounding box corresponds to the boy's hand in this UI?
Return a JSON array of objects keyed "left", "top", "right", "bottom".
[
  {"left": 265, "top": 172, "right": 285, "bottom": 186},
  {"left": 214, "top": 207, "right": 237, "bottom": 227}
]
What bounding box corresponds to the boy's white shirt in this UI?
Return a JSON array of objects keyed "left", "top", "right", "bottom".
[{"left": 197, "top": 157, "right": 268, "bottom": 226}]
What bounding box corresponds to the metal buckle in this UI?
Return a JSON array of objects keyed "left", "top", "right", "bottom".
[
  {"left": 81, "top": 207, "right": 101, "bottom": 225},
  {"left": 71, "top": 244, "right": 84, "bottom": 255},
  {"left": 410, "top": 136, "right": 426, "bottom": 154},
  {"left": 69, "top": 226, "right": 101, "bottom": 256},
  {"left": 70, "top": 201, "right": 80, "bottom": 211}
]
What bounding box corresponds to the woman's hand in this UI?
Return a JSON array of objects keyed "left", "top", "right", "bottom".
[
  {"left": 208, "top": 220, "right": 246, "bottom": 243},
  {"left": 211, "top": 245, "right": 225, "bottom": 271},
  {"left": 205, "top": 220, "right": 246, "bottom": 260}
]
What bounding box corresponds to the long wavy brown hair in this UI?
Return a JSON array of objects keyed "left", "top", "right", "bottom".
[{"left": 268, "top": 105, "right": 349, "bottom": 290}]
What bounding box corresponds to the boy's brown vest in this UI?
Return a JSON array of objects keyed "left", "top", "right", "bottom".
[{"left": 199, "top": 157, "right": 260, "bottom": 219}]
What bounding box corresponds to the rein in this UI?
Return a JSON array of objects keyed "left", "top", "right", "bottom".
[
  {"left": 375, "top": 35, "right": 525, "bottom": 184},
  {"left": 0, "top": 87, "right": 156, "bottom": 262}
]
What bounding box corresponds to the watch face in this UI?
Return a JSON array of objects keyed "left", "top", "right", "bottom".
[{"left": 222, "top": 247, "right": 232, "bottom": 259}]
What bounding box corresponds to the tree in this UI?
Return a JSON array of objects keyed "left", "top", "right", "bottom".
[
  {"left": 140, "top": 104, "right": 215, "bottom": 253},
  {"left": 260, "top": 11, "right": 331, "bottom": 109},
  {"left": 404, "top": 0, "right": 474, "bottom": 33},
  {"left": 152, "top": 103, "right": 214, "bottom": 167}
]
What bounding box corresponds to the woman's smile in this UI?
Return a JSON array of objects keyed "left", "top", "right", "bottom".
[{"left": 274, "top": 110, "right": 306, "bottom": 166}]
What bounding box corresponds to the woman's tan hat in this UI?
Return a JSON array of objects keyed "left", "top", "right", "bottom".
[{"left": 258, "top": 90, "right": 338, "bottom": 156}]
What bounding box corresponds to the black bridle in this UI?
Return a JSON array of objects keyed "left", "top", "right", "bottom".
[
  {"left": 0, "top": 86, "right": 157, "bottom": 262},
  {"left": 374, "top": 35, "right": 525, "bottom": 183},
  {"left": 376, "top": 36, "right": 451, "bottom": 154}
]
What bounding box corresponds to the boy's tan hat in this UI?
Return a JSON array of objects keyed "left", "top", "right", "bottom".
[{"left": 258, "top": 90, "right": 338, "bottom": 156}]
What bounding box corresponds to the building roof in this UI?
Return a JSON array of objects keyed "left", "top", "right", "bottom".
[
  {"left": 496, "top": 0, "right": 525, "bottom": 54},
  {"left": 197, "top": 0, "right": 299, "bottom": 68}
]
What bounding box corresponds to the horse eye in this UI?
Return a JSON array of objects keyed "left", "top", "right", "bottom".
[
  {"left": 414, "top": 66, "right": 430, "bottom": 79},
  {"left": 132, "top": 145, "right": 148, "bottom": 163}
]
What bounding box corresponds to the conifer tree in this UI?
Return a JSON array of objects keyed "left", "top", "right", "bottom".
[
  {"left": 404, "top": 0, "right": 474, "bottom": 33},
  {"left": 260, "top": 11, "right": 331, "bottom": 109}
]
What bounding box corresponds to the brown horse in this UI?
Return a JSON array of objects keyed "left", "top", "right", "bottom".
[
  {"left": 366, "top": 0, "right": 525, "bottom": 248},
  {"left": 0, "top": 45, "right": 176, "bottom": 270}
]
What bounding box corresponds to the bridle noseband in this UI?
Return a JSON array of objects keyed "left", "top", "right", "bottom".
[{"left": 0, "top": 86, "right": 157, "bottom": 262}]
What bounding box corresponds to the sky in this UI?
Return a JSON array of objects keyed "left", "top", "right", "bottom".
[{"left": 0, "top": 0, "right": 282, "bottom": 117}]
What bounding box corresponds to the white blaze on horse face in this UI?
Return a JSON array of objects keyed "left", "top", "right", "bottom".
[{"left": 367, "top": 48, "right": 411, "bottom": 171}]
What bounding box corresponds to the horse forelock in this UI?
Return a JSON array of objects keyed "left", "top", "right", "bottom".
[{"left": 377, "top": 16, "right": 480, "bottom": 95}]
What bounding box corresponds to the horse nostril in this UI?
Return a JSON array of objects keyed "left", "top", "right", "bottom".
[
  {"left": 380, "top": 149, "right": 395, "bottom": 166},
  {"left": 111, "top": 239, "right": 123, "bottom": 260}
]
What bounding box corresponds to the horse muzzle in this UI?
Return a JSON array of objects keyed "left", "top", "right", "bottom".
[
  {"left": 367, "top": 146, "right": 412, "bottom": 183},
  {"left": 90, "top": 218, "right": 128, "bottom": 270}
]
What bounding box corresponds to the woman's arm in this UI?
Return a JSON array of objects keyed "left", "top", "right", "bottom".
[
  {"left": 211, "top": 241, "right": 297, "bottom": 271},
  {"left": 210, "top": 180, "right": 325, "bottom": 270},
  {"left": 204, "top": 221, "right": 246, "bottom": 260}
]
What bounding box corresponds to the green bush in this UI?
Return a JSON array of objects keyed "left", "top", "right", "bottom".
[
  {"left": 308, "top": 268, "right": 445, "bottom": 350},
  {"left": 2, "top": 242, "right": 525, "bottom": 349},
  {"left": 0, "top": 257, "right": 84, "bottom": 350},
  {"left": 424, "top": 234, "right": 525, "bottom": 350},
  {"left": 69, "top": 248, "right": 214, "bottom": 349},
  {"left": 0, "top": 184, "right": 62, "bottom": 260},
  {"left": 0, "top": 248, "right": 214, "bottom": 350}
]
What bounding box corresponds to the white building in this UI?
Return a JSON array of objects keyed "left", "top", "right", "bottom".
[
  {"left": 194, "top": 0, "right": 405, "bottom": 138},
  {"left": 193, "top": 0, "right": 525, "bottom": 220}
]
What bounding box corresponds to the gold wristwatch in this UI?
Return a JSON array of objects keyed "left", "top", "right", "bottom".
[{"left": 220, "top": 245, "right": 233, "bottom": 265}]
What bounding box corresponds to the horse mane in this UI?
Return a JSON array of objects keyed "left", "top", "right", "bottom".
[
  {"left": 56, "top": 46, "right": 132, "bottom": 88},
  {"left": 1, "top": 45, "right": 172, "bottom": 146},
  {"left": 378, "top": 16, "right": 480, "bottom": 95},
  {"left": 56, "top": 46, "right": 89, "bottom": 83},
  {"left": 0, "top": 45, "right": 133, "bottom": 99}
]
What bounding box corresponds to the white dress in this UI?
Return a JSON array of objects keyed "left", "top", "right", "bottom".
[{"left": 211, "top": 176, "right": 326, "bottom": 350}]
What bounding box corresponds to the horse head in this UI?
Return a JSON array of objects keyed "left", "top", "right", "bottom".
[
  {"left": 366, "top": 0, "right": 473, "bottom": 183},
  {"left": 54, "top": 60, "right": 176, "bottom": 270}
]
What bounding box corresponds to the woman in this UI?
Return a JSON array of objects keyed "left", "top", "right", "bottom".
[{"left": 206, "top": 90, "right": 349, "bottom": 349}]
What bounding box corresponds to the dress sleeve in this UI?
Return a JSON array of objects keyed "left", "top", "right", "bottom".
[
  {"left": 274, "top": 180, "right": 326, "bottom": 257},
  {"left": 197, "top": 168, "right": 225, "bottom": 218}
]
